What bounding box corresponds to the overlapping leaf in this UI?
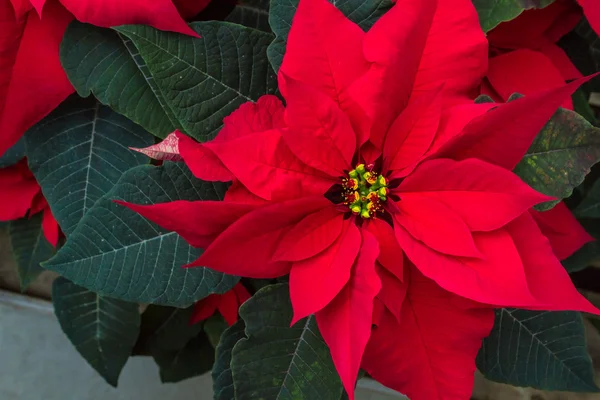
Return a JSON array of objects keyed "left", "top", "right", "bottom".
[
  {"left": 514, "top": 105, "right": 600, "bottom": 211},
  {"left": 60, "top": 22, "right": 179, "bottom": 138},
  {"left": 153, "top": 333, "right": 215, "bottom": 383},
  {"left": 52, "top": 277, "right": 140, "bottom": 387},
  {"left": 226, "top": 0, "right": 271, "bottom": 32},
  {"left": 116, "top": 22, "right": 278, "bottom": 142},
  {"left": 25, "top": 95, "right": 154, "bottom": 236},
  {"left": 267, "top": 0, "right": 393, "bottom": 72},
  {"left": 477, "top": 308, "right": 598, "bottom": 392},
  {"left": 44, "top": 162, "right": 239, "bottom": 307},
  {"left": 8, "top": 214, "right": 55, "bottom": 290},
  {"left": 213, "top": 320, "right": 246, "bottom": 400},
  {"left": 471, "top": 0, "right": 556, "bottom": 32},
  {"left": 0, "top": 137, "right": 25, "bottom": 168},
  {"left": 231, "top": 283, "right": 344, "bottom": 400}
]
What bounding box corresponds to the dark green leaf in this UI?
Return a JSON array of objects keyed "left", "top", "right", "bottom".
[
  {"left": 213, "top": 320, "right": 246, "bottom": 400},
  {"left": 471, "top": 0, "right": 556, "bottom": 32},
  {"left": 477, "top": 308, "right": 598, "bottom": 392},
  {"left": 135, "top": 305, "right": 204, "bottom": 355},
  {"left": 563, "top": 239, "right": 600, "bottom": 273},
  {"left": 573, "top": 89, "right": 598, "bottom": 126},
  {"left": 232, "top": 283, "right": 344, "bottom": 400},
  {"left": 203, "top": 315, "right": 230, "bottom": 347},
  {"left": 52, "top": 277, "right": 140, "bottom": 386},
  {"left": 513, "top": 106, "right": 600, "bottom": 211},
  {"left": 8, "top": 213, "right": 55, "bottom": 290},
  {"left": 226, "top": 0, "right": 271, "bottom": 32},
  {"left": 576, "top": 180, "right": 600, "bottom": 218},
  {"left": 60, "top": 22, "right": 179, "bottom": 137},
  {"left": 0, "top": 136, "right": 25, "bottom": 168},
  {"left": 115, "top": 22, "right": 278, "bottom": 142},
  {"left": 267, "top": 0, "right": 393, "bottom": 72},
  {"left": 153, "top": 332, "right": 215, "bottom": 383},
  {"left": 44, "top": 162, "right": 239, "bottom": 307},
  {"left": 25, "top": 95, "right": 153, "bottom": 236}
]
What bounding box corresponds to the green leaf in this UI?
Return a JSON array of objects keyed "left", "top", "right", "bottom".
[
  {"left": 471, "top": 0, "right": 556, "bottom": 33},
  {"left": 135, "top": 304, "right": 204, "bottom": 355},
  {"left": 8, "top": 214, "right": 55, "bottom": 290},
  {"left": 477, "top": 308, "right": 598, "bottom": 392},
  {"left": 203, "top": 314, "right": 230, "bottom": 347},
  {"left": 0, "top": 136, "right": 25, "bottom": 168},
  {"left": 226, "top": 0, "right": 271, "bottom": 32},
  {"left": 513, "top": 106, "right": 600, "bottom": 211},
  {"left": 52, "top": 277, "right": 140, "bottom": 386},
  {"left": 60, "top": 22, "right": 179, "bottom": 138},
  {"left": 231, "top": 283, "right": 344, "bottom": 399},
  {"left": 153, "top": 332, "right": 215, "bottom": 383},
  {"left": 573, "top": 89, "right": 598, "bottom": 126},
  {"left": 44, "top": 162, "right": 239, "bottom": 307},
  {"left": 563, "top": 239, "right": 600, "bottom": 273},
  {"left": 115, "top": 22, "right": 278, "bottom": 142},
  {"left": 267, "top": 0, "right": 393, "bottom": 72},
  {"left": 576, "top": 180, "right": 600, "bottom": 218},
  {"left": 213, "top": 320, "right": 246, "bottom": 400},
  {"left": 25, "top": 95, "right": 154, "bottom": 236}
]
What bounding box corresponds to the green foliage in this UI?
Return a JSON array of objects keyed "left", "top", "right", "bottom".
[
  {"left": 230, "top": 283, "right": 344, "bottom": 400},
  {"left": 52, "top": 277, "right": 140, "bottom": 387},
  {"left": 213, "top": 320, "right": 246, "bottom": 400},
  {"left": 477, "top": 308, "right": 598, "bottom": 392},
  {"left": 25, "top": 95, "right": 153, "bottom": 236},
  {"left": 576, "top": 179, "right": 600, "bottom": 218},
  {"left": 60, "top": 22, "right": 179, "bottom": 137},
  {"left": 267, "top": 0, "right": 393, "bottom": 72},
  {"left": 471, "top": 0, "right": 556, "bottom": 32},
  {"left": 44, "top": 162, "right": 239, "bottom": 307},
  {"left": 0, "top": 137, "right": 25, "bottom": 168},
  {"left": 135, "top": 305, "right": 213, "bottom": 383},
  {"left": 116, "top": 22, "right": 278, "bottom": 142},
  {"left": 514, "top": 105, "right": 600, "bottom": 211},
  {"left": 226, "top": 0, "right": 271, "bottom": 32},
  {"left": 8, "top": 213, "right": 55, "bottom": 290}
]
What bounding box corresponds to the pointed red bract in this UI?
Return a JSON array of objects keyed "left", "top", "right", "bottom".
[
  {"left": 531, "top": 203, "right": 594, "bottom": 260},
  {"left": 190, "top": 283, "right": 250, "bottom": 326},
  {"left": 398, "top": 158, "right": 553, "bottom": 231},
  {"left": 440, "top": 77, "right": 596, "bottom": 170},
  {"left": 366, "top": 219, "right": 403, "bottom": 282},
  {"left": 116, "top": 200, "right": 257, "bottom": 248},
  {"left": 316, "top": 228, "right": 380, "bottom": 400},
  {"left": 283, "top": 77, "right": 356, "bottom": 176},
  {"left": 507, "top": 213, "right": 599, "bottom": 314},
  {"left": 274, "top": 206, "right": 344, "bottom": 262},
  {"left": 350, "top": 0, "right": 436, "bottom": 148},
  {"left": 289, "top": 219, "right": 360, "bottom": 324},
  {"left": 375, "top": 264, "right": 406, "bottom": 321},
  {"left": 192, "top": 197, "right": 332, "bottom": 277},
  {"left": 362, "top": 267, "right": 494, "bottom": 400},
  {"left": 578, "top": 0, "right": 600, "bottom": 37},
  {"left": 487, "top": 49, "right": 572, "bottom": 109},
  {"left": 0, "top": 0, "right": 74, "bottom": 156}
]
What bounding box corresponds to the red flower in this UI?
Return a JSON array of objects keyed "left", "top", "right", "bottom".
[
  {"left": 0, "top": 0, "right": 209, "bottom": 157},
  {"left": 0, "top": 159, "right": 59, "bottom": 246},
  {"left": 120, "top": 0, "right": 598, "bottom": 398},
  {"left": 189, "top": 283, "right": 251, "bottom": 326},
  {"left": 577, "top": 0, "right": 600, "bottom": 36},
  {"left": 484, "top": 0, "right": 582, "bottom": 109}
]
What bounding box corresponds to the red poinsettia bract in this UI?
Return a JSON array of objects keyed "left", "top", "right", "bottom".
[
  {"left": 0, "top": 0, "right": 209, "bottom": 157},
  {"left": 0, "top": 159, "right": 59, "bottom": 246},
  {"left": 119, "top": 0, "right": 599, "bottom": 398},
  {"left": 190, "top": 283, "right": 250, "bottom": 326}
]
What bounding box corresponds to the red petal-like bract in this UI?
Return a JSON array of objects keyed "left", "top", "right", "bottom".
[
  {"left": 0, "top": 0, "right": 74, "bottom": 156},
  {"left": 317, "top": 228, "right": 380, "bottom": 398},
  {"left": 531, "top": 203, "right": 594, "bottom": 260},
  {"left": 576, "top": 0, "right": 600, "bottom": 39},
  {"left": 190, "top": 283, "right": 251, "bottom": 326},
  {"left": 362, "top": 266, "right": 494, "bottom": 400}
]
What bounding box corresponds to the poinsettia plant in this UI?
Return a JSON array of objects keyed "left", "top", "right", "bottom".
[{"left": 3, "top": 0, "right": 600, "bottom": 398}]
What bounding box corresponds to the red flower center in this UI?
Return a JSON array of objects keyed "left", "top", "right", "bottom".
[{"left": 341, "top": 163, "right": 388, "bottom": 218}]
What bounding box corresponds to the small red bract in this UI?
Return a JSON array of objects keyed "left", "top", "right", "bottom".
[
  {"left": 189, "top": 283, "right": 251, "bottom": 326},
  {"left": 120, "top": 0, "right": 600, "bottom": 398}
]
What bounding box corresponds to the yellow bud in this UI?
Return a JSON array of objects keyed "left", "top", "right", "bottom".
[
  {"left": 364, "top": 172, "right": 376, "bottom": 184},
  {"left": 378, "top": 175, "right": 387, "bottom": 186},
  {"left": 360, "top": 209, "right": 371, "bottom": 218},
  {"left": 356, "top": 164, "right": 366, "bottom": 174},
  {"left": 348, "top": 169, "right": 358, "bottom": 178},
  {"left": 378, "top": 187, "right": 387, "bottom": 197},
  {"left": 351, "top": 205, "right": 361, "bottom": 214}
]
